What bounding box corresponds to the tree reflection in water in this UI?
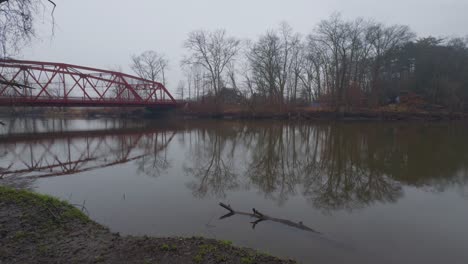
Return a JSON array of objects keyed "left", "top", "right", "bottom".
[
  {"left": 183, "top": 122, "right": 468, "bottom": 210},
  {"left": 2, "top": 119, "right": 468, "bottom": 211},
  {"left": 245, "top": 124, "right": 302, "bottom": 205},
  {"left": 136, "top": 132, "right": 173, "bottom": 178},
  {"left": 184, "top": 126, "right": 241, "bottom": 198},
  {"left": 298, "top": 124, "right": 403, "bottom": 211}
]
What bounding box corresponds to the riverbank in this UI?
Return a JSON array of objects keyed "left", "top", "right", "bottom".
[
  {"left": 0, "top": 186, "right": 295, "bottom": 264},
  {"left": 181, "top": 108, "right": 467, "bottom": 121},
  {"left": 2, "top": 105, "right": 467, "bottom": 121}
]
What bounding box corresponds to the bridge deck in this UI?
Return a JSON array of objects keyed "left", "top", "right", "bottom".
[{"left": 0, "top": 97, "right": 177, "bottom": 107}]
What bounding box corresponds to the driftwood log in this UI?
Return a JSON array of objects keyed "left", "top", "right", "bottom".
[{"left": 219, "top": 202, "right": 321, "bottom": 234}]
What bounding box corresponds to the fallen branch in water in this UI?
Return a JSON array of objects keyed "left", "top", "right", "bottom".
[{"left": 218, "top": 202, "right": 321, "bottom": 234}]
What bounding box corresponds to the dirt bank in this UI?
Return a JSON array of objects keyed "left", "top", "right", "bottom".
[{"left": 0, "top": 186, "right": 296, "bottom": 264}]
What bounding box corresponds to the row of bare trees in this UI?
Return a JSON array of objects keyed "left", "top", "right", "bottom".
[
  {"left": 303, "top": 15, "right": 414, "bottom": 107},
  {"left": 179, "top": 15, "right": 414, "bottom": 106},
  {"left": 123, "top": 14, "right": 468, "bottom": 111},
  {"left": 178, "top": 14, "right": 468, "bottom": 110}
]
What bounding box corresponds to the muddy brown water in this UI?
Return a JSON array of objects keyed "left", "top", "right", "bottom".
[{"left": 1, "top": 118, "right": 468, "bottom": 264}]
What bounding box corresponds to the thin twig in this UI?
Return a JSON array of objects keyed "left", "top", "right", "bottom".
[{"left": 47, "top": 0, "right": 56, "bottom": 35}]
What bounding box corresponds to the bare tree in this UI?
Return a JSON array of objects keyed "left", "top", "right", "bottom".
[
  {"left": 183, "top": 29, "right": 241, "bottom": 97},
  {"left": 247, "top": 22, "right": 301, "bottom": 105},
  {"left": 238, "top": 40, "right": 257, "bottom": 99},
  {"left": 248, "top": 31, "right": 282, "bottom": 102},
  {"left": 300, "top": 38, "right": 324, "bottom": 102},
  {"left": 176, "top": 80, "right": 185, "bottom": 99},
  {"left": 0, "top": 0, "right": 56, "bottom": 57},
  {"left": 182, "top": 65, "right": 192, "bottom": 100},
  {"left": 188, "top": 64, "right": 204, "bottom": 100},
  {"left": 311, "top": 14, "right": 351, "bottom": 107},
  {"left": 303, "top": 14, "right": 414, "bottom": 108},
  {"left": 365, "top": 22, "right": 414, "bottom": 104},
  {"left": 130, "top": 50, "right": 169, "bottom": 85}
]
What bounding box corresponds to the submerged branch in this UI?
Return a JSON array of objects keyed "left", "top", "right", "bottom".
[{"left": 218, "top": 202, "right": 321, "bottom": 234}]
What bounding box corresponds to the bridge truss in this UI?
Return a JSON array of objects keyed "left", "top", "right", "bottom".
[{"left": 0, "top": 59, "right": 177, "bottom": 107}]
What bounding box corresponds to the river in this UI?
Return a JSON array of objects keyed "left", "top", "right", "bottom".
[{"left": 1, "top": 117, "right": 467, "bottom": 264}]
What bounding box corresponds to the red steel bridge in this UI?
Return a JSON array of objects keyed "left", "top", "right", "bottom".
[{"left": 0, "top": 59, "right": 177, "bottom": 108}]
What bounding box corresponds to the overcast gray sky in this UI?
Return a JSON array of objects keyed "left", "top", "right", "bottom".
[{"left": 22, "top": 0, "right": 468, "bottom": 95}]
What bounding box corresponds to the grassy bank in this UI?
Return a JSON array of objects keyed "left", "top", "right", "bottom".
[{"left": 0, "top": 186, "right": 295, "bottom": 264}]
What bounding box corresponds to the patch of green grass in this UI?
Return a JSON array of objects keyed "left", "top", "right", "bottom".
[
  {"left": 93, "top": 255, "right": 105, "bottom": 263},
  {"left": 256, "top": 250, "right": 272, "bottom": 258},
  {"left": 160, "top": 243, "right": 177, "bottom": 252},
  {"left": 215, "top": 253, "right": 228, "bottom": 262},
  {"left": 193, "top": 254, "right": 203, "bottom": 264},
  {"left": 241, "top": 256, "right": 255, "bottom": 264},
  {"left": 13, "top": 231, "right": 28, "bottom": 240},
  {"left": 37, "top": 244, "right": 49, "bottom": 256},
  {"left": 219, "top": 240, "right": 233, "bottom": 246},
  {"left": 160, "top": 244, "right": 170, "bottom": 251},
  {"left": 199, "top": 244, "right": 216, "bottom": 255},
  {"left": 0, "top": 186, "right": 89, "bottom": 223},
  {"left": 62, "top": 207, "right": 89, "bottom": 222},
  {"left": 193, "top": 244, "right": 217, "bottom": 263}
]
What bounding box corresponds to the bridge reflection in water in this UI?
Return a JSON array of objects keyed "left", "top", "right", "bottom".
[{"left": 0, "top": 120, "right": 177, "bottom": 181}]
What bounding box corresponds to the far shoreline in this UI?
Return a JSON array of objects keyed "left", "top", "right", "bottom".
[
  {"left": 1, "top": 106, "right": 467, "bottom": 122},
  {"left": 179, "top": 109, "right": 468, "bottom": 121}
]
